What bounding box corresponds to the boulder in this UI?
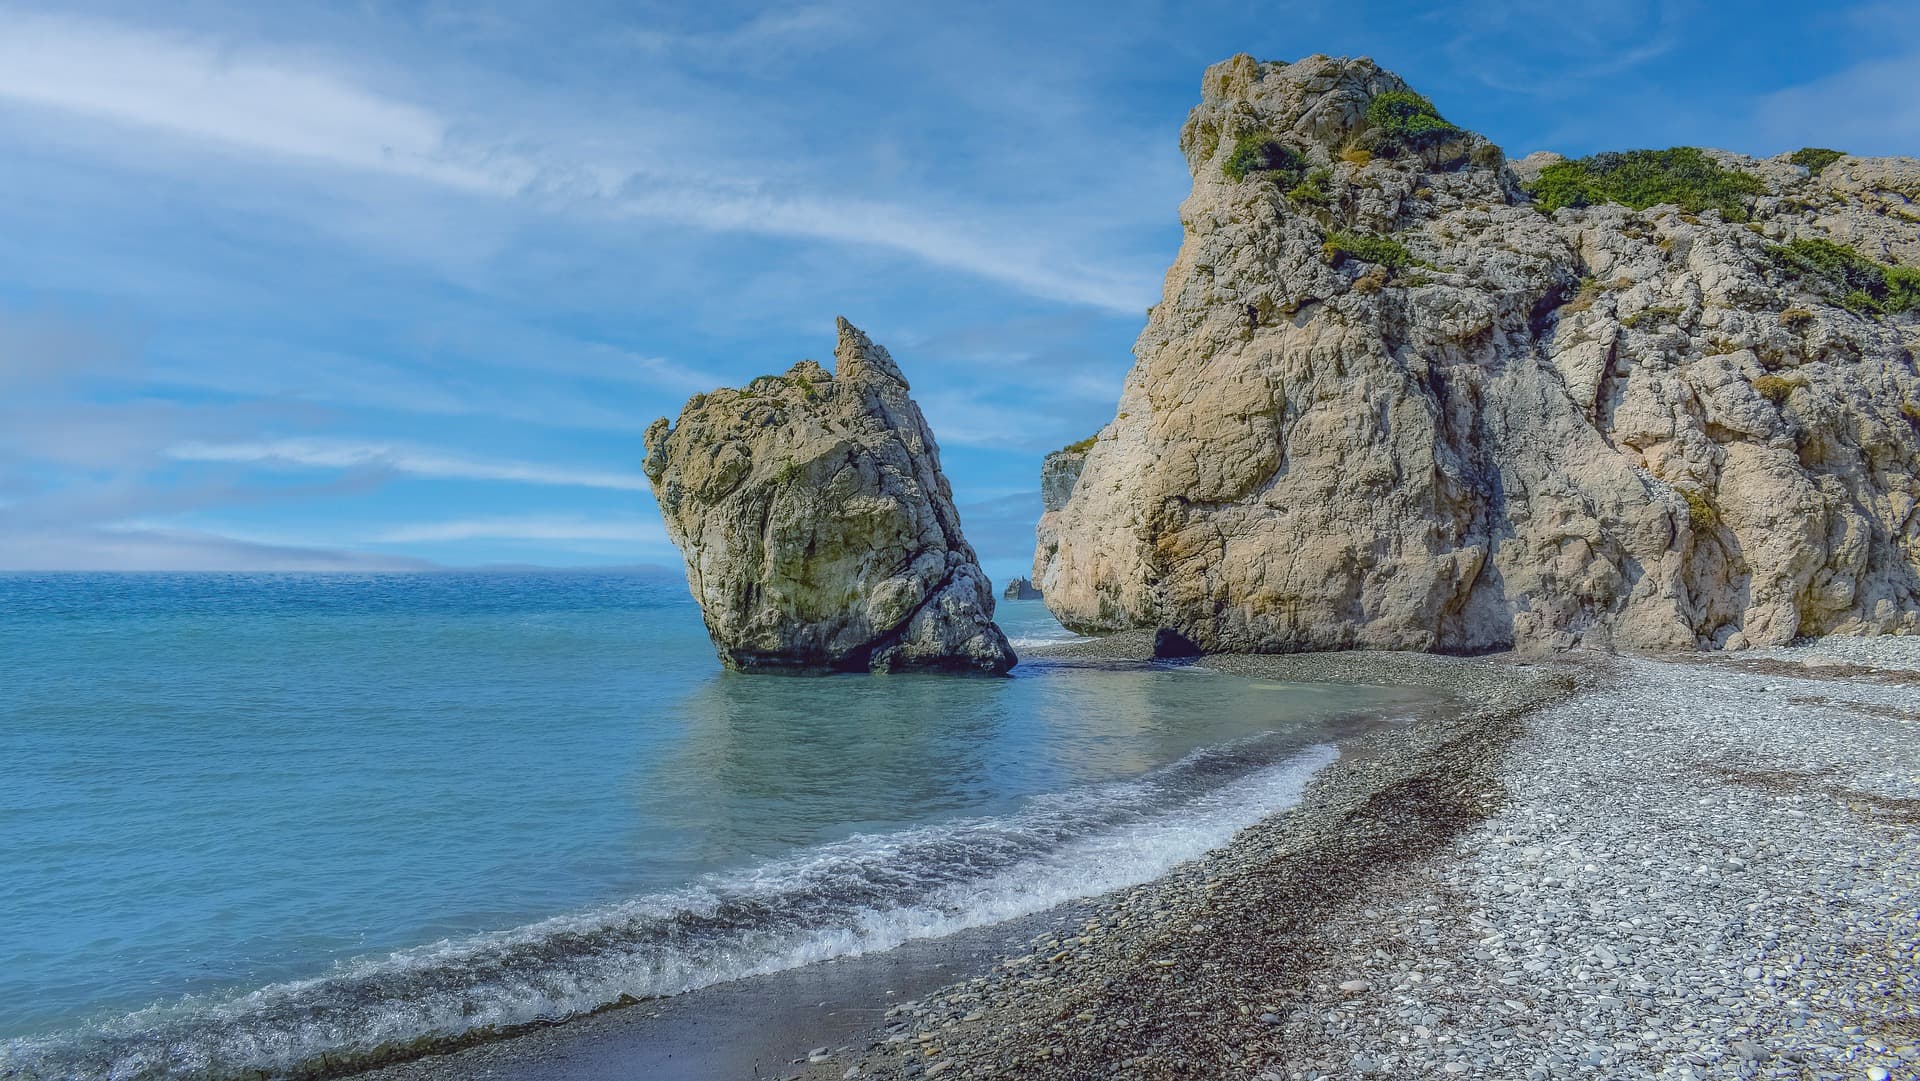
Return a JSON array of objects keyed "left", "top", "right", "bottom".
[{"left": 645, "top": 318, "right": 1017, "bottom": 673}]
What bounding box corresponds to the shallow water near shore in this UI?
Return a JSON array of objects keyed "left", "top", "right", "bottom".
[{"left": 0, "top": 573, "right": 1437, "bottom": 1079}]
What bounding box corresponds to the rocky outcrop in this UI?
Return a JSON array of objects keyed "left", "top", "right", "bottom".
[
  {"left": 1033, "top": 446, "right": 1088, "bottom": 594},
  {"left": 646, "top": 318, "right": 1016, "bottom": 673},
  {"left": 1003, "top": 576, "right": 1043, "bottom": 600},
  {"left": 1041, "top": 444, "right": 1090, "bottom": 511},
  {"left": 1034, "top": 53, "right": 1920, "bottom": 654}
]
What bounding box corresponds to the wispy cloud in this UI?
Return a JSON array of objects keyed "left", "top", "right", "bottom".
[
  {"left": 0, "top": 10, "right": 1153, "bottom": 313},
  {"left": 1752, "top": 6, "right": 1920, "bottom": 153},
  {"left": 0, "top": 523, "right": 434, "bottom": 571},
  {"left": 146, "top": 345, "right": 682, "bottom": 433},
  {"left": 169, "top": 438, "right": 651, "bottom": 491},
  {"left": 375, "top": 515, "right": 664, "bottom": 544},
  {"left": 0, "top": 12, "right": 511, "bottom": 191},
  {"left": 0, "top": 306, "right": 131, "bottom": 391},
  {"left": 954, "top": 490, "right": 1041, "bottom": 568},
  {"left": 624, "top": 4, "right": 856, "bottom": 60},
  {"left": 1757, "top": 54, "right": 1920, "bottom": 151},
  {"left": 1438, "top": 0, "right": 1691, "bottom": 97},
  {"left": 614, "top": 186, "right": 1154, "bottom": 313}
]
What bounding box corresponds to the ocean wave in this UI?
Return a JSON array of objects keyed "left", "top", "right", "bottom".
[
  {"left": 1007, "top": 634, "right": 1094, "bottom": 649},
  {"left": 0, "top": 737, "right": 1338, "bottom": 1081}
]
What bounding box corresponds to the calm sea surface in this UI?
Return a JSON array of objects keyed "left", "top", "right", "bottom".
[{"left": 0, "top": 572, "right": 1434, "bottom": 1079}]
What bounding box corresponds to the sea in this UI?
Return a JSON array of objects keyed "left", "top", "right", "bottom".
[{"left": 0, "top": 572, "right": 1434, "bottom": 1079}]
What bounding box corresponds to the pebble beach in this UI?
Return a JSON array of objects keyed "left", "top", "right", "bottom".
[{"left": 792, "top": 639, "right": 1920, "bottom": 1081}]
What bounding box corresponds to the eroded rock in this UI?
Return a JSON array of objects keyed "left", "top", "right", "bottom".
[
  {"left": 1034, "top": 53, "right": 1920, "bottom": 654},
  {"left": 646, "top": 319, "right": 1016, "bottom": 673}
]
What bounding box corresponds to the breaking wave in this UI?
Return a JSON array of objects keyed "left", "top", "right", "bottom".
[{"left": 1, "top": 737, "right": 1338, "bottom": 1080}]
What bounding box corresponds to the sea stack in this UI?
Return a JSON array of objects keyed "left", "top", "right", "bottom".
[
  {"left": 1034, "top": 53, "right": 1920, "bottom": 654},
  {"left": 644, "top": 318, "right": 1017, "bottom": 674},
  {"left": 1003, "top": 576, "right": 1043, "bottom": 600}
]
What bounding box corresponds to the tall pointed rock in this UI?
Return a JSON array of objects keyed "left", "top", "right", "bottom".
[{"left": 644, "top": 319, "right": 1016, "bottom": 673}]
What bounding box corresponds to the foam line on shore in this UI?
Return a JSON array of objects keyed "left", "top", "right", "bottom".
[{"left": 2, "top": 735, "right": 1343, "bottom": 1081}]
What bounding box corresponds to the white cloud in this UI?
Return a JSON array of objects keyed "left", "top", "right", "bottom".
[
  {"left": 0, "top": 523, "right": 433, "bottom": 571},
  {"left": 1441, "top": 0, "right": 1688, "bottom": 96},
  {"left": 0, "top": 12, "right": 513, "bottom": 191},
  {"left": 0, "top": 11, "right": 1153, "bottom": 313},
  {"left": 374, "top": 515, "right": 665, "bottom": 544},
  {"left": 1755, "top": 51, "right": 1920, "bottom": 153},
  {"left": 624, "top": 5, "right": 857, "bottom": 60},
  {"left": 145, "top": 347, "right": 675, "bottom": 433},
  {"left": 615, "top": 185, "right": 1154, "bottom": 313},
  {"left": 0, "top": 306, "right": 130, "bottom": 391},
  {"left": 168, "top": 438, "right": 651, "bottom": 491}
]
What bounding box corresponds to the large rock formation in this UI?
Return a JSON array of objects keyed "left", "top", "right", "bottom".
[
  {"left": 645, "top": 319, "right": 1016, "bottom": 673},
  {"left": 1035, "top": 53, "right": 1920, "bottom": 653}
]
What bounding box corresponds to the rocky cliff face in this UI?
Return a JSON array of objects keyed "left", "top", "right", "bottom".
[
  {"left": 645, "top": 319, "right": 1016, "bottom": 673},
  {"left": 1041, "top": 445, "right": 1089, "bottom": 512},
  {"left": 1034, "top": 53, "right": 1920, "bottom": 653}
]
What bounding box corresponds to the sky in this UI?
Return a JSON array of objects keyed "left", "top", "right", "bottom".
[{"left": 1, "top": 1, "right": 1915, "bottom": 584}]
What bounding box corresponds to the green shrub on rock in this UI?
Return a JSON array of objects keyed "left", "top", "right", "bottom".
[
  {"left": 1768, "top": 238, "right": 1920, "bottom": 316},
  {"left": 1788, "top": 147, "right": 1846, "bottom": 176},
  {"left": 1322, "top": 231, "right": 1418, "bottom": 269},
  {"left": 1288, "top": 167, "right": 1334, "bottom": 206},
  {"left": 1525, "top": 148, "right": 1766, "bottom": 219},
  {"left": 1224, "top": 135, "right": 1307, "bottom": 185},
  {"left": 1365, "top": 90, "right": 1459, "bottom": 150},
  {"left": 1752, "top": 374, "right": 1801, "bottom": 405},
  {"left": 1682, "top": 489, "right": 1719, "bottom": 531},
  {"left": 1888, "top": 266, "right": 1920, "bottom": 312}
]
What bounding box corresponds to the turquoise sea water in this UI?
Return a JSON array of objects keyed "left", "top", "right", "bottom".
[{"left": 0, "top": 573, "right": 1433, "bottom": 1079}]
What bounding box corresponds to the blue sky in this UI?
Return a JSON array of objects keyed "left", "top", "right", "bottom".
[{"left": 1, "top": 1, "right": 1915, "bottom": 582}]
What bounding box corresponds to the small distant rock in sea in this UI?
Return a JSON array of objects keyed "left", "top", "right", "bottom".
[
  {"left": 1003, "top": 576, "right": 1043, "bottom": 600},
  {"left": 644, "top": 318, "right": 1017, "bottom": 675}
]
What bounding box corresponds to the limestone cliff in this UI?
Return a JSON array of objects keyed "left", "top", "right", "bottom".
[
  {"left": 646, "top": 319, "right": 1016, "bottom": 673},
  {"left": 1035, "top": 53, "right": 1920, "bottom": 653}
]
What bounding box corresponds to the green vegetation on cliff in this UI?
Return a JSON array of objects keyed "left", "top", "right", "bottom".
[
  {"left": 1224, "top": 134, "right": 1307, "bottom": 185},
  {"left": 1526, "top": 148, "right": 1766, "bottom": 219},
  {"left": 1365, "top": 90, "right": 1459, "bottom": 150},
  {"left": 1768, "top": 238, "right": 1920, "bottom": 316},
  {"left": 1788, "top": 147, "right": 1846, "bottom": 176},
  {"left": 1288, "top": 167, "right": 1333, "bottom": 206},
  {"left": 1322, "top": 230, "right": 1419, "bottom": 269}
]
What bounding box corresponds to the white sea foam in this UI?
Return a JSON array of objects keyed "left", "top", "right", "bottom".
[
  {"left": 1007, "top": 634, "right": 1094, "bottom": 648},
  {"left": 0, "top": 739, "right": 1338, "bottom": 1081}
]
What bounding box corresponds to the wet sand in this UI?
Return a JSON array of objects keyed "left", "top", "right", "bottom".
[{"left": 352, "top": 904, "right": 1088, "bottom": 1081}]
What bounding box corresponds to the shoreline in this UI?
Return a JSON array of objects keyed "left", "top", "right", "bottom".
[
  {"left": 809, "top": 643, "right": 1584, "bottom": 1080},
  {"left": 347, "top": 637, "right": 1919, "bottom": 1080},
  {"left": 822, "top": 640, "right": 1920, "bottom": 1080},
  {"left": 349, "top": 642, "right": 1569, "bottom": 1081}
]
